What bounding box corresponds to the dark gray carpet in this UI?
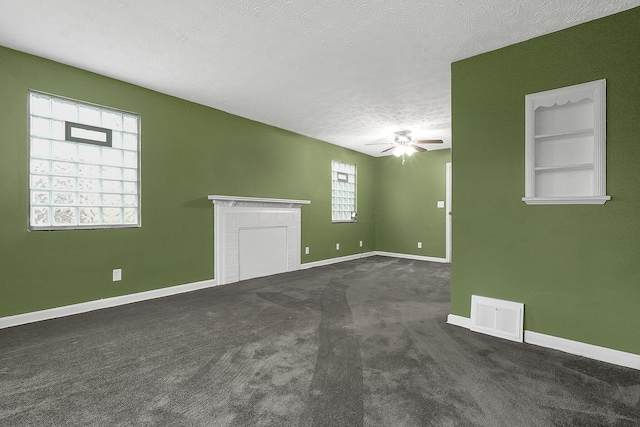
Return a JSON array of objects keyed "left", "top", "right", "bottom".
[{"left": 1, "top": 256, "right": 639, "bottom": 426}]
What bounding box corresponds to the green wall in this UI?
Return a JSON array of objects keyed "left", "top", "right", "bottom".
[
  {"left": 0, "top": 46, "right": 377, "bottom": 318},
  {"left": 375, "top": 150, "right": 450, "bottom": 258},
  {"left": 451, "top": 7, "right": 640, "bottom": 355}
]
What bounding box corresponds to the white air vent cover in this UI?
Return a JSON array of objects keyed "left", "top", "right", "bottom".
[{"left": 470, "top": 295, "right": 524, "bottom": 342}]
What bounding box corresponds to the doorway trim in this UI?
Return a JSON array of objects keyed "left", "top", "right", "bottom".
[{"left": 446, "top": 163, "right": 452, "bottom": 262}]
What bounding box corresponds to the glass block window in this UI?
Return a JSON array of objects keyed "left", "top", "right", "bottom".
[
  {"left": 28, "top": 91, "right": 140, "bottom": 230},
  {"left": 331, "top": 160, "right": 356, "bottom": 222}
]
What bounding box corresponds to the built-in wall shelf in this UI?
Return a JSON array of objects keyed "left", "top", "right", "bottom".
[
  {"left": 534, "top": 128, "right": 593, "bottom": 140},
  {"left": 534, "top": 163, "right": 594, "bottom": 172},
  {"left": 521, "top": 196, "right": 611, "bottom": 205},
  {"left": 523, "top": 79, "right": 610, "bottom": 205}
]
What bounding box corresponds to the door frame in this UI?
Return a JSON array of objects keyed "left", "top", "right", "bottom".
[{"left": 446, "top": 162, "right": 452, "bottom": 262}]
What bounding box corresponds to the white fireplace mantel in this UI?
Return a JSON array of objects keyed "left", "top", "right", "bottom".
[
  {"left": 207, "top": 195, "right": 311, "bottom": 208},
  {"left": 208, "top": 195, "right": 311, "bottom": 285}
]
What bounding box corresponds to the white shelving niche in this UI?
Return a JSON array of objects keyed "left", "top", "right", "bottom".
[{"left": 523, "top": 79, "right": 610, "bottom": 205}]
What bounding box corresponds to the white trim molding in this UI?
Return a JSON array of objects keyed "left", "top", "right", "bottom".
[
  {"left": 301, "top": 250, "right": 448, "bottom": 270},
  {"left": 207, "top": 195, "right": 311, "bottom": 208},
  {"left": 375, "top": 251, "right": 449, "bottom": 263},
  {"left": 301, "top": 252, "right": 375, "bottom": 269},
  {"left": 522, "top": 196, "right": 610, "bottom": 205},
  {"left": 445, "top": 162, "right": 452, "bottom": 263},
  {"left": 0, "top": 278, "right": 218, "bottom": 330},
  {"left": 448, "top": 314, "right": 640, "bottom": 370},
  {"left": 524, "top": 331, "right": 640, "bottom": 370},
  {"left": 447, "top": 314, "right": 471, "bottom": 329}
]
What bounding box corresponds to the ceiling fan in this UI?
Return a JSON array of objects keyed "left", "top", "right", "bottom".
[{"left": 367, "top": 130, "right": 444, "bottom": 164}]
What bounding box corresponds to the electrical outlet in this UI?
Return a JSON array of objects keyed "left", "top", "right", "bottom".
[
  {"left": 112, "top": 268, "right": 122, "bottom": 282},
  {"left": 359, "top": 240, "right": 363, "bottom": 247},
  {"left": 305, "top": 246, "right": 310, "bottom": 255},
  {"left": 417, "top": 242, "right": 422, "bottom": 249},
  {"left": 336, "top": 243, "right": 340, "bottom": 250},
  {"left": 437, "top": 201, "right": 445, "bottom": 208}
]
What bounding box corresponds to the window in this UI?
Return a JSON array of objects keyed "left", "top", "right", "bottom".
[
  {"left": 28, "top": 92, "right": 140, "bottom": 229},
  {"left": 522, "top": 79, "right": 610, "bottom": 205},
  {"left": 331, "top": 160, "right": 356, "bottom": 222}
]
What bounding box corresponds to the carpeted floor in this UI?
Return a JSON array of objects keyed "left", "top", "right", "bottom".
[{"left": 1, "top": 256, "right": 639, "bottom": 426}]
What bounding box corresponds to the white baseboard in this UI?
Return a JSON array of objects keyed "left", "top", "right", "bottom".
[
  {"left": 525, "top": 330, "right": 640, "bottom": 370},
  {"left": 375, "top": 251, "right": 449, "bottom": 263},
  {"left": 0, "top": 278, "right": 219, "bottom": 330},
  {"left": 448, "top": 314, "right": 640, "bottom": 370},
  {"left": 300, "top": 252, "right": 375, "bottom": 269},
  {"left": 447, "top": 314, "right": 471, "bottom": 329},
  {"left": 300, "top": 250, "right": 448, "bottom": 270}
]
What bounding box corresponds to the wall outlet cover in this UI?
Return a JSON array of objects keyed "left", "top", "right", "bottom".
[{"left": 112, "top": 269, "right": 122, "bottom": 281}]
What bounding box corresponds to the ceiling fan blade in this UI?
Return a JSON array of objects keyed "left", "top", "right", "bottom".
[
  {"left": 414, "top": 139, "right": 444, "bottom": 144},
  {"left": 381, "top": 146, "right": 396, "bottom": 153},
  {"left": 365, "top": 142, "right": 393, "bottom": 146},
  {"left": 410, "top": 144, "right": 427, "bottom": 152}
]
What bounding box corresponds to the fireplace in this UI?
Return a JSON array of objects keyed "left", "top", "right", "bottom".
[{"left": 208, "top": 195, "right": 311, "bottom": 285}]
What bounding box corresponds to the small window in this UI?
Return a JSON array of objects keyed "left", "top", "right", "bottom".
[
  {"left": 331, "top": 160, "right": 356, "bottom": 222},
  {"left": 28, "top": 91, "right": 141, "bottom": 229}
]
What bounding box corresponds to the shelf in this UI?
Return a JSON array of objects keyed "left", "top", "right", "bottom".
[
  {"left": 207, "top": 195, "right": 311, "bottom": 208},
  {"left": 522, "top": 195, "right": 611, "bottom": 205},
  {"left": 534, "top": 163, "right": 594, "bottom": 172},
  {"left": 524, "top": 79, "right": 607, "bottom": 204},
  {"left": 534, "top": 128, "right": 593, "bottom": 140}
]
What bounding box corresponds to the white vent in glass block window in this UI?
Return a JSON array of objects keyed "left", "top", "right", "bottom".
[{"left": 471, "top": 295, "right": 524, "bottom": 342}]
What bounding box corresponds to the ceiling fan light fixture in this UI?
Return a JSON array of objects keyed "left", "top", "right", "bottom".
[{"left": 382, "top": 130, "right": 434, "bottom": 163}]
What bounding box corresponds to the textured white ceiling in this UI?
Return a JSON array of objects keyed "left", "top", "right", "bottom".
[{"left": 1, "top": 1, "right": 639, "bottom": 156}]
